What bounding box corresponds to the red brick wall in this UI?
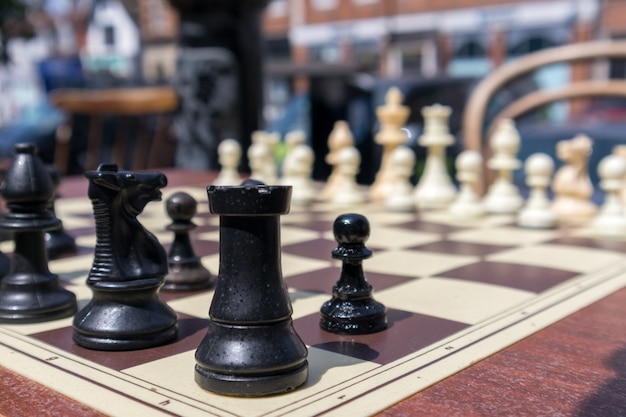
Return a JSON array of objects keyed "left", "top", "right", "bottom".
[
  {"left": 395, "top": 0, "right": 543, "bottom": 14},
  {"left": 304, "top": 0, "right": 395, "bottom": 24},
  {"left": 264, "top": 14, "right": 290, "bottom": 36},
  {"left": 601, "top": 0, "right": 626, "bottom": 36}
]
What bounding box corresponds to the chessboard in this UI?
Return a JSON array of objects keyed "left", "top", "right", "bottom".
[{"left": 1, "top": 175, "right": 626, "bottom": 417}]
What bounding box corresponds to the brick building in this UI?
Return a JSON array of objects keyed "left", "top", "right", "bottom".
[{"left": 262, "top": 0, "right": 610, "bottom": 97}]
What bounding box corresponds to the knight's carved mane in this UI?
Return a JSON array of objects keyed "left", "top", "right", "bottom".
[{"left": 87, "top": 167, "right": 167, "bottom": 282}]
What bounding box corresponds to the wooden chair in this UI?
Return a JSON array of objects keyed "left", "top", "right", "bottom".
[
  {"left": 49, "top": 86, "right": 179, "bottom": 174},
  {"left": 461, "top": 40, "right": 626, "bottom": 192}
]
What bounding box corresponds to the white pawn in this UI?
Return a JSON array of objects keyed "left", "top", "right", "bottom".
[
  {"left": 483, "top": 119, "right": 523, "bottom": 214},
  {"left": 448, "top": 150, "right": 485, "bottom": 219},
  {"left": 250, "top": 131, "right": 279, "bottom": 184},
  {"left": 281, "top": 131, "right": 316, "bottom": 205},
  {"left": 321, "top": 121, "right": 355, "bottom": 201},
  {"left": 590, "top": 154, "right": 626, "bottom": 236},
  {"left": 331, "top": 146, "right": 365, "bottom": 207},
  {"left": 611, "top": 145, "right": 626, "bottom": 206},
  {"left": 414, "top": 104, "right": 457, "bottom": 210},
  {"left": 385, "top": 146, "right": 416, "bottom": 212},
  {"left": 517, "top": 153, "right": 557, "bottom": 229},
  {"left": 213, "top": 139, "right": 242, "bottom": 186},
  {"left": 248, "top": 142, "right": 276, "bottom": 184}
]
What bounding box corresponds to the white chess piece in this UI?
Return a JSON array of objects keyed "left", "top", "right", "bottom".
[
  {"left": 281, "top": 131, "right": 316, "bottom": 205},
  {"left": 385, "top": 146, "right": 416, "bottom": 212},
  {"left": 332, "top": 146, "right": 365, "bottom": 206},
  {"left": 413, "top": 104, "right": 456, "bottom": 210},
  {"left": 248, "top": 142, "right": 276, "bottom": 184},
  {"left": 517, "top": 153, "right": 557, "bottom": 229},
  {"left": 250, "top": 130, "right": 279, "bottom": 183},
  {"left": 611, "top": 145, "right": 626, "bottom": 206},
  {"left": 551, "top": 134, "right": 597, "bottom": 223},
  {"left": 483, "top": 119, "right": 523, "bottom": 214},
  {"left": 590, "top": 154, "right": 626, "bottom": 236},
  {"left": 448, "top": 150, "right": 485, "bottom": 219},
  {"left": 212, "top": 139, "right": 242, "bottom": 186},
  {"left": 321, "top": 121, "right": 355, "bottom": 201},
  {"left": 370, "top": 87, "right": 410, "bottom": 202}
]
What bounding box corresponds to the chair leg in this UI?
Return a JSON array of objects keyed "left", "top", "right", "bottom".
[{"left": 54, "top": 119, "right": 72, "bottom": 175}]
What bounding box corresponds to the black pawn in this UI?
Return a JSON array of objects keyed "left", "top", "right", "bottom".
[
  {"left": 163, "top": 191, "right": 213, "bottom": 290},
  {"left": 320, "top": 213, "right": 387, "bottom": 334},
  {"left": 45, "top": 165, "right": 77, "bottom": 259},
  {"left": 0, "top": 143, "right": 77, "bottom": 322},
  {"left": 195, "top": 181, "right": 308, "bottom": 396}
]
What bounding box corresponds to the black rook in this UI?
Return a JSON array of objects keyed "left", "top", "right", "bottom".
[{"left": 195, "top": 181, "right": 308, "bottom": 396}]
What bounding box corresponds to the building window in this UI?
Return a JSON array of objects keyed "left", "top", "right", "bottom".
[
  {"left": 401, "top": 44, "right": 422, "bottom": 75},
  {"left": 265, "top": 38, "right": 291, "bottom": 61},
  {"left": 352, "top": 41, "right": 379, "bottom": 73},
  {"left": 310, "top": 44, "right": 340, "bottom": 63},
  {"left": 104, "top": 25, "right": 115, "bottom": 46},
  {"left": 312, "top": 0, "right": 338, "bottom": 11},
  {"left": 268, "top": 0, "right": 288, "bottom": 17},
  {"left": 610, "top": 35, "right": 626, "bottom": 78},
  {"left": 509, "top": 36, "right": 556, "bottom": 56},
  {"left": 455, "top": 40, "right": 486, "bottom": 58}
]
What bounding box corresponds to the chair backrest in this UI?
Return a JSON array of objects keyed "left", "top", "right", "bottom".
[
  {"left": 50, "top": 86, "right": 179, "bottom": 174},
  {"left": 462, "top": 40, "right": 626, "bottom": 192}
]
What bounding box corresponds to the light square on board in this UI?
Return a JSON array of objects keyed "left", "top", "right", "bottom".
[
  {"left": 420, "top": 211, "right": 516, "bottom": 227},
  {"left": 447, "top": 226, "right": 559, "bottom": 246},
  {"left": 486, "top": 244, "right": 624, "bottom": 274},
  {"left": 281, "top": 225, "right": 323, "bottom": 246},
  {"left": 122, "top": 346, "right": 378, "bottom": 417},
  {"left": 322, "top": 227, "right": 440, "bottom": 251},
  {"left": 365, "top": 249, "right": 478, "bottom": 277},
  {"left": 166, "top": 291, "right": 215, "bottom": 318},
  {"left": 376, "top": 277, "right": 535, "bottom": 325},
  {"left": 5, "top": 315, "right": 75, "bottom": 336}
]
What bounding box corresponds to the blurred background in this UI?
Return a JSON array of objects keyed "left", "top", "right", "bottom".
[{"left": 0, "top": 0, "right": 624, "bottom": 185}]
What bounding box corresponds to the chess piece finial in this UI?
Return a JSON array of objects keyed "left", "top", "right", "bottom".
[
  {"left": 421, "top": 104, "right": 454, "bottom": 144},
  {"left": 449, "top": 150, "right": 485, "bottom": 219},
  {"left": 385, "top": 146, "right": 416, "bottom": 212},
  {"left": 518, "top": 153, "right": 557, "bottom": 229},
  {"left": 483, "top": 118, "right": 523, "bottom": 214},
  {"left": 213, "top": 138, "right": 242, "bottom": 186},
  {"left": 370, "top": 87, "right": 410, "bottom": 201},
  {"left": 321, "top": 121, "right": 355, "bottom": 201},
  {"left": 320, "top": 213, "right": 387, "bottom": 334},
  {"left": 0, "top": 143, "right": 77, "bottom": 322},
  {"left": 73, "top": 164, "right": 177, "bottom": 350},
  {"left": 163, "top": 192, "right": 214, "bottom": 290},
  {"left": 590, "top": 154, "right": 626, "bottom": 235},
  {"left": 551, "top": 134, "right": 597, "bottom": 223},
  {"left": 413, "top": 104, "right": 457, "bottom": 210}
]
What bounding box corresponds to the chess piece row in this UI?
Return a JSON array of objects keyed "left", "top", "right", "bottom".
[{"left": 0, "top": 144, "right": 386, "bottom": 398}]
